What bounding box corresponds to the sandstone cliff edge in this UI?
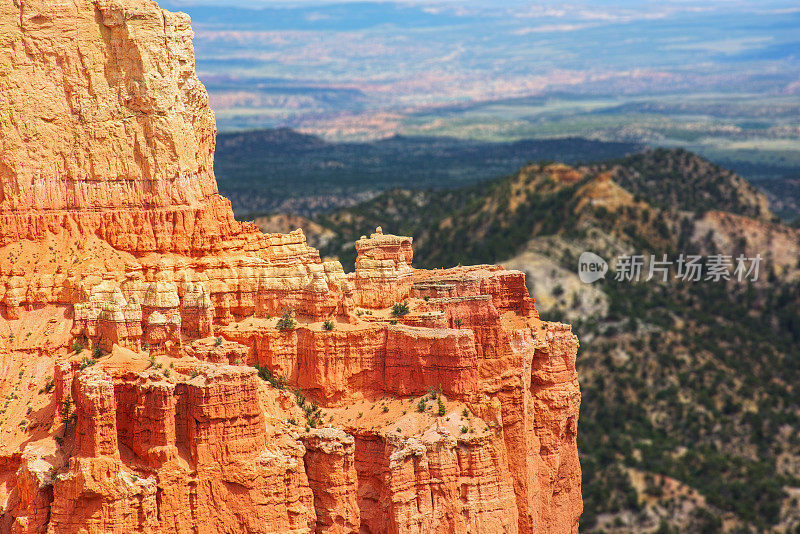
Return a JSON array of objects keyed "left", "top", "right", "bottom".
[{"left": 0, "top": 1, "right": 582, "bottom": 532}]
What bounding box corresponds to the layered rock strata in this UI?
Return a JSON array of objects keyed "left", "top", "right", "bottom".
[
  {"left": 0, "top": 0, "right": 582, "bottom": 532},
  {"left": 1, "top": 231, "right": 583, "bottom": 533}
]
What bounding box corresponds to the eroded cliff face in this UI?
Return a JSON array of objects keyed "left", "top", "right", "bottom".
[
  {"left": 0, "top": 0, "right": 263, "bottom": 254},
  {"left": 0, "top": 0, "right": 582, "bottom": 532}
]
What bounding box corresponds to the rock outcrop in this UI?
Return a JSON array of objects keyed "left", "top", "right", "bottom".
[{"left": 0, "top": 0, "right": 582, "bottom": 532}]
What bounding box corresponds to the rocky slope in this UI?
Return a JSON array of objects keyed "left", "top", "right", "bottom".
[{"left": 0, "top": 1, "right": 582, "bottom": 532}]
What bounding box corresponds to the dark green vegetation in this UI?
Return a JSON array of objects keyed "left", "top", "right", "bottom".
[
  {"left": 311, "top": 149, "right": 800, "bottom": 532},
  {"left": 276, "top": 309, "right": 297, "bottom": 331},
  {"left": 317, "top": 169, "right": 584, "bottom": 271},
  {"left": 588, "top": 149, "right": 772, "bottom": 219},
  {"left": 758, "top": 176, "right": 800, "bottom": 223},
  {"left": 316, "top": 148, "right": 775, "bottom": 269},
  {"left": 254, "top": 364, "right": 287, "bottom": 391},
  {"left": 215, "top": 128, "right": 640, "bottom": 216},
  {"left": 391, "top": 302, "right": 410, "bottom": 317},
  {"left": 217, "top": 128, "right": 800, "bottom": 224}
]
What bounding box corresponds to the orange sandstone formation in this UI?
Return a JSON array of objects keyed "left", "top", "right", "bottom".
[{"left": 0, "top": 0, "right": 582, "bottom": 532}]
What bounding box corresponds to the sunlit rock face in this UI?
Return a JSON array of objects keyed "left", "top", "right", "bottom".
[{"left": 0, "top": 1, "right": 582, "bottom": 532}]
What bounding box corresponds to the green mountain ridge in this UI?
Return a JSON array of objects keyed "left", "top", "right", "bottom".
[{"left": 214, "top": 128, "right": 642, "bottom": 216}]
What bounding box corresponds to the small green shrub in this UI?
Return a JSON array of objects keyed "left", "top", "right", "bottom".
[
  {"left": 40, "top": 376, "right": 55, "bottom": 394},
  {"left": 417, "top": 398, "right": 426, "bottom": 413},
  {"left": 72, "top": 342, "right": 84, "bottom": 354},
  {"left": 61, "top": 395, "right": 72, "bottom": 425},
  {"left": 293, "top": 391, "right": 323, "bottom": 428},
  {"left": 437, "top": 397, "right": 446, "bottom": 417},
  {"left": 254, "top": 365, "right": 287, "bottom": 390},
  {"left": 323, "top": 320, "right": 335, "bottom": 331},
  {"left": 277, "top": 309, "right": 297, "bottom": 331},
  {"left": 294, "top": 389, "right": 306, "bottom": 408},
  {"left": 392, "top": 302, "right": 411, "bottom": 317}
]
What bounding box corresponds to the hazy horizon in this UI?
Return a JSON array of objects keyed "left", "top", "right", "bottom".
[{"left": 157, "top": 0, "right": 799, "bottom": 181}]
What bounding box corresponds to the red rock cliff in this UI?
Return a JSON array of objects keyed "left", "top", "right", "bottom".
[
  {"left": 0, "top": 0, "right": 271, "bottom": 255},
  {"left": 0, "top": 1, "right": 582, "bottom": 532}
]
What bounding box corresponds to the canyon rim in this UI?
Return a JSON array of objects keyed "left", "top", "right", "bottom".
[{"left": 0, "top": 0, "right": 582, "bottom": 532}]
